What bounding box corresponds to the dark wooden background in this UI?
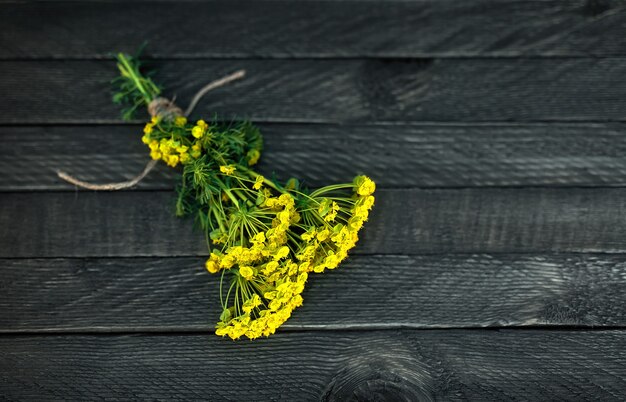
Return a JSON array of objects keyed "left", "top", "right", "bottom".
[{"left": 2, "top": 0, "right": 626, "bottom": 400}]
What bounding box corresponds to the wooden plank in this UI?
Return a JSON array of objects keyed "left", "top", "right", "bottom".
[
  {"left": 2, "top": 1, "right": 626, "bottom": 58},
  {"left": 1, "top": 330, "right": 625, "bottom": 400},
  {"left": 4, "top": 58, "right": 626, "bottom": 124},
  {"left": 4, "top": 122, "right": 626, "bottom": 190},
  {"left": 3, "top": 188, "right": 626, "bottom": 258},
  {"left": 2, "top": 254, "right": 626, "bottom": 332}
]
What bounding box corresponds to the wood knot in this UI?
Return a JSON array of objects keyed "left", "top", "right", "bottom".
[
  {"left": 359, "top": 58, "right": 434, "bottom": 119},
  {"left": 322, "top": 359, "right": 435, "bottom": 402}
]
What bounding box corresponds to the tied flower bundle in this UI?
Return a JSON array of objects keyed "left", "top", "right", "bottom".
[{"left": 113, "top": 53, "right": 375, "bottom": 340}]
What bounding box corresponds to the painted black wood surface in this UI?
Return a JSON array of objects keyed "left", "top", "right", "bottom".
[{"left": 1, "top": 1, "right": 626, "bottom": 400}]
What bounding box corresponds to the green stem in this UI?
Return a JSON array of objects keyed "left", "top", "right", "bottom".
[
  {"left": 117, "top": 54, "right": 151, "bottom": 103},
  {"left": 310, "top": 183, "right": 354, "bottom": 197},
  {"left": 214, "top": 177, "right": 240, "bottom": 208},
  {"left": 211, "top": 206, "right": 227, "bottom": 233}
]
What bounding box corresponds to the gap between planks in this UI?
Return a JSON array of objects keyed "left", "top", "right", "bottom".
[{"left": 2, "top": 325, "right": 626, "bottom": 336}]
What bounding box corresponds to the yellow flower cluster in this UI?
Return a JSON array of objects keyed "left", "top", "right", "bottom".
[
  {"left": 205, "top": 194, "right": 306, "bottom": 339},
  {"left": 295, "top": 178, "right": 374, "bottom": 275},
  {"left": 192, "top": 119, "right": 208, "bottom": 139},
  {"left": 219, "top": 165, "right": 236, "bottom": 175},
  {"left": 205, "top": 176, "right": 375, "bottom": 340},
  {"left": 141, "top": 117, "right": 209, "bottom": 167}
]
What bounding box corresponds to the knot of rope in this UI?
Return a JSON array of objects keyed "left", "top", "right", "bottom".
[{"left": 147, "top": 97, "right": 184, "bottom": 120}]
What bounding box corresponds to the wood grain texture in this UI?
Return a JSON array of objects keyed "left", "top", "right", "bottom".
[
  {"left": 6, "top": 122, "right": 626, "bottom": 190},
  {"left": 4, "top": 58, "right": 626, "bottom": 124},
  {"left": 1, "top": 330, "right": 625, "bottom": 400},
  {"left": 2, "top": 1, "right": 626, "bottom": 58},
  {"left": 4, "top": 1, "right": 626, "bottom": 398},
  {"left": 1, "top": 254, "right": 626, "bottom": 332},
  {"left": 3, "top": 188, "right": 626, "bottom": 258}
]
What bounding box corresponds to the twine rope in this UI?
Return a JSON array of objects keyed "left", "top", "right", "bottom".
[{"left": 56, "top": 69, "right": 246, "bottom": 191}]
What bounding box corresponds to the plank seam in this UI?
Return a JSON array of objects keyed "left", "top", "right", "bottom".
[
  {"left": 1, "top": 325, "right": 624, "bottom": 337},
  {"left": 0, "top": 54, "right": 620, "bottom": 62},
  {"left": 6, "top": 251, "right": 626, "bottom": 261},
  {"left": 8, "top": 118, "right": 626, "bottom": 126},
  {"left": 6, "top": 121, "right": 626, "bottom": 128},
  {"left": 6, "top": 184, "right": 626, "bottom": 195}
]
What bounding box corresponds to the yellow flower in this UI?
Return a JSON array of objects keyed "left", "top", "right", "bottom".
[
  {"left": 299, "top": 261, "right": 310, "bottom": 273},
  {"left": 253, "top": 175, "right": 264, "bottom": 190},
  {"left": 317, "top": 229, "right": 330, "bottom": 242},
  {"left": 278, "top": 193, "right": 294, "bottom": 207},
  {"left": 353, "top": 205, "right": 369, "bottom": 220},
  {"left": 274, "top": 246, "right": 290, "bottom": 260},
  {"left": 192, "top": 125, "right": 204, "bottom": 139},
  {"left": 252, "top": 232, "right": 266, "bottom": 244},
  {"left": 290, "top": 295, "right": 303, "bottom": 308},
  {"left": 324, "top": 252, "right": 339, "bottom": 269},
  {"left": 354, "top": 175, "right": 376, "bottom": 196},
  {"left": 318, "top": 198, "right": 331, "bottom": 216},
  {"left": 167, "top": 154, "right": 179, "bottom": 167},
  {"left": 251, "top": 294, "right": 262, "bottom": 307},
  {"left": 325, "top": 202, "right": 339, "bottom": 222},
  {"left": 159, "top": 140, "right": 170, "bottom": 154},
  {"left": 242, "top": 294, "right": 262, "bottom": 313},
  {"left": 196, "top": 119, "right": 208, "bottom": 130},
  {"left": 263, "top": 261, "right": 279, "bottom": 275},
  {"left": 239, "top": 266, "right": 254, "bottom": 280},
  {"left": 264, "top": 197, "right": 278, "bottom": 208},
  {"left": 205, "top": 259, "right": 220, "bottom": 274},
  {"left": 190, "top": 143, "right": 202, "bottom": 159},
  {"left": 150, "top": 150, "right": 161, "bottom": 160},
  {"left": 220, "top": 254, "right": 236, "bottom": 269},
  {"left": 143, "top": 122, "right": 154, "bottom": 135},
  {"left": 278, "top": 210, "right": 291, "bottom": 224},
  {"left": 297, "top": 272, "right": 308, "bottom": 284},
  {"left": 220, "top": 165, "right": 236, "bottom": 175},
  {"left": 358, "top": 195, "right": 375, "bottom": 210},
  {"left": 296, "top": 245, "right": 317, "bottom": 262},
  {"left": 301, "top": 227, "right": 317, "bottom": 242},
  {"left": 174, "top": 116, "right": 187, "bottom": 127},
  {"left": 268, "top": 299, "right": 282, "bottom": 312}
]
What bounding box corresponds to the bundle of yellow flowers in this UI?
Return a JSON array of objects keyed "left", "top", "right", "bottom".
[{"left": 113, "top": 53, "right": 375, "bottom": 340}]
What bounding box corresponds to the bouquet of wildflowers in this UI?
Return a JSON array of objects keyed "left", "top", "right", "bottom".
[{"left": 112, "top": 53, "right": 375, "bottom": 340}]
